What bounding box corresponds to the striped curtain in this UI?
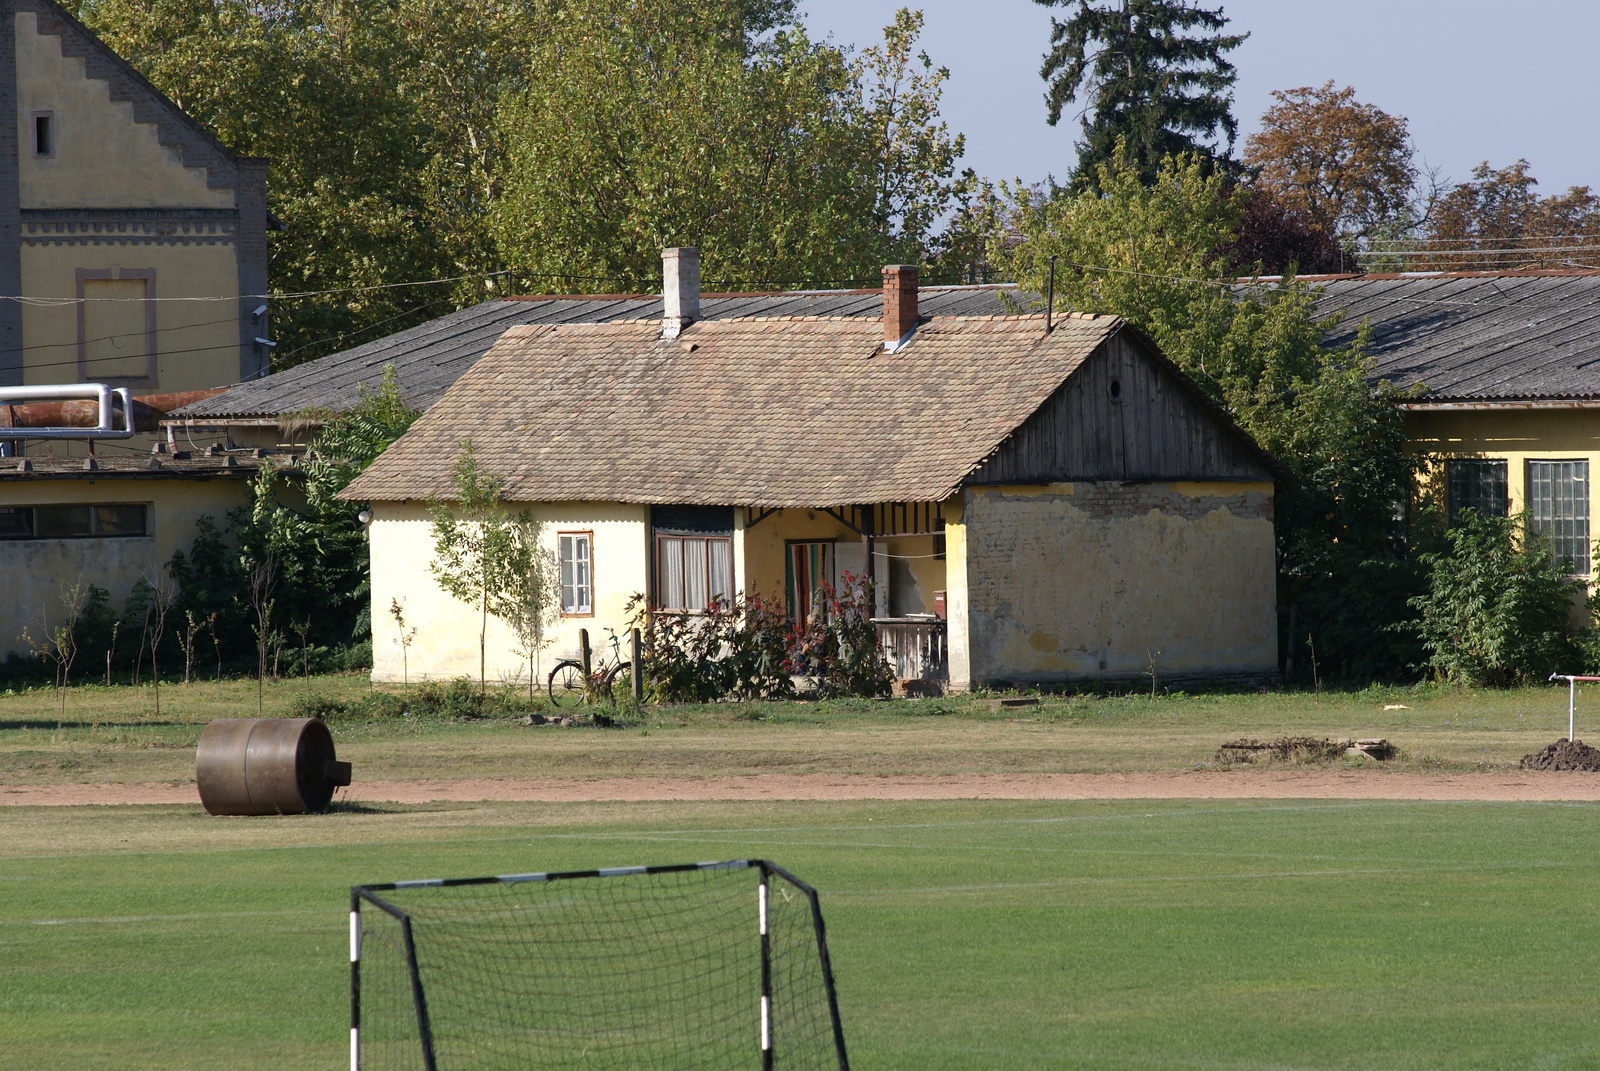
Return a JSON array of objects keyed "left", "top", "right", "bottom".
[{"left": 786, "top": 542, "right": 834, "bottom": 625}]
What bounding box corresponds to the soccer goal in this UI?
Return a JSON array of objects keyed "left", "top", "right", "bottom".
[{"left": 349, "top": 860, "right": 849, "bottom": 1071}]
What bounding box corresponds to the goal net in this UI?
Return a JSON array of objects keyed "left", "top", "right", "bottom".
[{"left": 350, "top": 860, "right": 849, "bottom": 1071}]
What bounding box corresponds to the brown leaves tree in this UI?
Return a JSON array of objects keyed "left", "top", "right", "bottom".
[
  {"left": 1423, "top": 160, "right": 1600, "bottom": 271},
  {"left": 1243, "top": 81, "right": 1416, "bottom": 242}
]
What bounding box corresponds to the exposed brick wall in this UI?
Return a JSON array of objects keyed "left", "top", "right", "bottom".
[
  {"left": 956, "top": 481, "right": 1278, "bottom": 686},
  {"left": 1052, "top": 481, "right": 1274, "bottom": 523},
  {"left": 0, "top": 5, "right": 19, "bottom": 387}
]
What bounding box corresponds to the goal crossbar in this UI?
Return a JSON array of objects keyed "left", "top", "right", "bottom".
[{"left": 350, "top": 859, "right": 850, "bottom": 1071}]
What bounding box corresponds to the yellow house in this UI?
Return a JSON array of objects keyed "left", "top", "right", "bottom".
[
  {"left": 343, "top": 256, "right": 1282, "bottom": 692},
  {"left": 0, "top": 450, "right": 266, "bottom": 656},
  {"left": 1314, "top": 269, "right": 1600, "bottom": 575},
  {"left": 0, "top": 0, "right": 270, "bottom": 436}
]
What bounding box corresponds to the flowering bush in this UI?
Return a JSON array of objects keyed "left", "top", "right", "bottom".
[
  {"left": 627, "top": 575, "right": 893, "bottom": 702},
  {"left": 782, "top": 574, "right": 894, "bottom": 699}
]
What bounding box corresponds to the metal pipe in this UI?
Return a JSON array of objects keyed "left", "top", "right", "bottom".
[{"left": 0, "top": 383, "right": 134, "bottom": 438}]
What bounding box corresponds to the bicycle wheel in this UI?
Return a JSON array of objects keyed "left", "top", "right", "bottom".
[
  {"left": 603, "top": 663, "right": 633, "bottom": 704},
  {"left": 547, "top": 661, "right": 585, "bottom": 708}
]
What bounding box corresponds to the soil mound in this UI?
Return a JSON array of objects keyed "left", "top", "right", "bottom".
[{"left": 1521, "top": 739, "right": 1600, "bottom": 772}]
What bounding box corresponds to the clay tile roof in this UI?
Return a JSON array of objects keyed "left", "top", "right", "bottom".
[{"left": 341, "top": 313, "right": 1121, "bottom": 508}]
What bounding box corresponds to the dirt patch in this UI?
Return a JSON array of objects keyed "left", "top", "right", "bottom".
[
  {"left": 1521, "top": 739, "right": 1600, "bottom": 772},
  {"left": 1215, "top": 737, "right": 1344, "bottom": 764},
  {"left": 11, "top": 770, "right": 1600, "bottom": 806}
]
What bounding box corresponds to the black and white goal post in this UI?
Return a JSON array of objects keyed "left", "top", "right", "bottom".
[{"left": 350, "top": 859, "right": 849, "bottom": 1071}]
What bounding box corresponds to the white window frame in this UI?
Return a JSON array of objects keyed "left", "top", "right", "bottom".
[{"left": 558, "top": 531, "right": 593, "bottom": 616}]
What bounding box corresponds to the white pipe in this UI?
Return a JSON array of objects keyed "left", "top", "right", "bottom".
[{"left": 0, "top": 383, "right": 135, "bottom": 438}]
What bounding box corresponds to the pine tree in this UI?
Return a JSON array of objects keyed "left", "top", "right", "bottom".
[{"left": 1036, "top": 0, "right": 1246, "bottom": 189}]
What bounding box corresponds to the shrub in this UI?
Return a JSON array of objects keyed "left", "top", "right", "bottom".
[
  {"left": 783, "top": 576, "right": 893, "bottom": 699},
  {"left": 630, "top": 594, "right": 794, "bottom": 703},
  {"left": 1410, "top": 510, "right": 1582, "bottom": 686}
]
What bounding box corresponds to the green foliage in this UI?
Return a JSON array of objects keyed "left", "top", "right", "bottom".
[
  {"left": 291, "top": 677, "right": 538, "bottom": 722},
  {"left": 492, "top": 3, "right": 970, "bottom": 290},
  {"left": 1035, "top": 0, "right": 1246, "bottom": 188},
  {"left": 232, "top": 368, "right": 420, "bottom": 656},
  {"left": 998, "top": 145, "right": 1429, "bottom": 679},
  {"left": 1411, "top": 511, "right": 1582, "bottom": 686},
  {"left": 629, "top": 594, "right": 795, "bottom": 703}
]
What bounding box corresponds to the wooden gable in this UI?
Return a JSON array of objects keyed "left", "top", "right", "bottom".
[{"left": 966, "top": 326, "right": 1274, "bottom": 485}]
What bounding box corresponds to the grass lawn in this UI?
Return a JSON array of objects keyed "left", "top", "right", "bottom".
[
  {"left": 0, "top": 674, "right": 1589, "bottom": 787},
  {"left": 3, "top": 797, "right": 1599, "bottom": 1069}
]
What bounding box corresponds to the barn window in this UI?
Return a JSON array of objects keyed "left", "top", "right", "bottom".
[
  {"left": 558, "top": 532, "right": 592, "bottom": 615},
  {"left": 1109, "top": 378, "right": 1122, "bottom": 399},
  {"left": 0, "top": 503, "right": 147, "bottom": 539},
  {"left": 1446, "top": 459, "right": 1508, "bottom": 524},
  {"left": 1527, "top": 460, "right": 1589, "bottom": 574}
]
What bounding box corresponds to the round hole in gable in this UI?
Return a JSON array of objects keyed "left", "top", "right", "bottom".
[{"left": 1109, "top": 378, "right": 1122, "bottom": 399}]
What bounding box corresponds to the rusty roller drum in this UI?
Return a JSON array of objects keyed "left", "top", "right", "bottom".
[{"left": 196, "top": 718, "right": 352, "bottom": 815}]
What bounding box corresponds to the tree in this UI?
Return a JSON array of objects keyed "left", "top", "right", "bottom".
[
  {"left": 428, "top": 442, "right": 516, "bottom": 694},
  {"left": 491, "top": 514, "right": 558, "bottom": 701},
  {"left": 1214, "top": 188, "right": 1351, "bottom": 276},
  {"left": 995, "top": 143, "right": 1427, "bottom": 680},
  {"left": 1243, "top": 82, "right": 1418, "bottom": 243},
  {"left": 491, "top": 1, "right": 969, "bottom": 291},
  {"left": 1422, "top": 160, "right": 1600, "bottom": 271},
  {"left": 1036, "top": 0, "right": 1245, "bottom": 189}
]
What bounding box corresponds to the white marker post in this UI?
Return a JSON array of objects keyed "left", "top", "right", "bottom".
[{"left": 1548, "top": 674, "right": 1600, "bottom": 741}]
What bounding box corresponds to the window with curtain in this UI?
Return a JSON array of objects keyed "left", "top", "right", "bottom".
[
  {"left": 1446, "top": 458, "right": 1509, "bottom": 524},
  {"left": 656, "top": 535, "right": 732, "bottom": 611},
  {"left": 558, "top": 532, "right": 592, "bottom": 614},
  {"left": 1527, "top": 460, "right": 1590, "bottom": 574}
]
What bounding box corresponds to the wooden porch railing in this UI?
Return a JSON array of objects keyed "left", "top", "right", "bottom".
[{"left": 873, "top": 617, "right": 947, "bottom": 681}]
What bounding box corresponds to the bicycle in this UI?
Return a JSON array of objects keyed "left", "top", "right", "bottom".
[{"left": 546, "top": 627, "right": 635, "bottom": 708}]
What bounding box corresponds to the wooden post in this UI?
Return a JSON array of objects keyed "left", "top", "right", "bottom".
[
  {"left": 579, "top": 629, "right": 591, "bottom": 681},
  {"left": 631, "top": 627, "right": 644, "bottom": 703}
]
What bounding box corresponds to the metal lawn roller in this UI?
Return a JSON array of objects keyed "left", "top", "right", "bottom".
[{"left": 196, "top": 718, "right": 352, "bottom": 815}]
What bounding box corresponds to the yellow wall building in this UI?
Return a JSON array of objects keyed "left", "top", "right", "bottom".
[
  {"left": 347, "top": 260, "right": 1282, "bottom": 691},
  {"left": 1313, "top": 271, "right": 1600, "bottom": 578},
  {"left": 0, "top": 0, "right": 269, "bottom": 417}
]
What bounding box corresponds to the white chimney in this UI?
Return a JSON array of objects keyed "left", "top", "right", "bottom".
[{"left": 662, "top": 247, "right": 700, "bottom": 339}]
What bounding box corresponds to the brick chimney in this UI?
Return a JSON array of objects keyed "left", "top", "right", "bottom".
[
  {"left": 882, "top": 264, "right": 918, "bottom": 352},
  {"left": 662, "top": 247, "right": 700, "bottom": 339}
]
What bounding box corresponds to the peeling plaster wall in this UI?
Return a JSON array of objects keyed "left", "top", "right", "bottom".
[
  {"left": 0, "top": 475, "right": 250, "bottom": 658},
  {"left": 951, "top": 481, "right": 1277, "bottom": 687},
  {"left": 368, "top": 500, "right": 649, "bottom": 686}
]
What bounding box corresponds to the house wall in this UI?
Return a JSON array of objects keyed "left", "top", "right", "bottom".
[
  {"left": 1408, "top": 407, "right": 1600, "bottom": 575},
  {"left": 0, "top": 474, "right": 249, "bottom": 657},
  {"left": 368, "top": 500, "right": 650, "bottom": 686},
  {"left": 948, "top": 480, "right": 1278, "bottom": 688}
]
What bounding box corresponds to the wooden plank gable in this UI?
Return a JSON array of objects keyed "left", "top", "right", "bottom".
[{"left": 966, "top": 328, "right": 1274, "bottom": 485}]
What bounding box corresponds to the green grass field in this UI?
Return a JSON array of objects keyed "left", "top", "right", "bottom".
[{"left": 5, "top": 797, "right": 1600, "bottom": 1070}]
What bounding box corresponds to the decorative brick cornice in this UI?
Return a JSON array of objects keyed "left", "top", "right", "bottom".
[{"left": 21, "top": 207, "right": 238, "bottom": 246}]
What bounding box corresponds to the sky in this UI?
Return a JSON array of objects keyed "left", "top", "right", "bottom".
[{"left": 798, "top": 0, "right": 1600, "bottom": 196}]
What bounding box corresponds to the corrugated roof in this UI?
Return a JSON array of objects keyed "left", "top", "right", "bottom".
[
  {"left": 339, "top": 313, "right": 1121, "bottom": 508},
  {"left": 177, "top": 286, "right": 1021, "bottom": 420},
  {"left": 1308, "top": 271, "right": 1600, "bottom": 402}
]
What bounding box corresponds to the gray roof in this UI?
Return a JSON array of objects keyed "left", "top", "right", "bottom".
[
  {"left": 1310, "top": 271, "right": 1600, "bottom": 402},
  {"left": 175, "top": 286, "right": 1022, "bottom": 420}
]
